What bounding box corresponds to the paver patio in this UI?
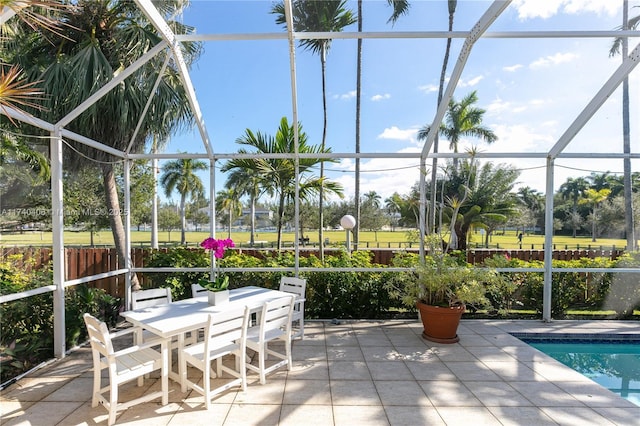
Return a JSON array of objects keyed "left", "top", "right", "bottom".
[{"left": 2, "top": 319, "right": 640, "bottom": 426}]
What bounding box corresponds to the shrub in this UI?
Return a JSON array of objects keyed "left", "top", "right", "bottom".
[
  {"left": 606, "top": 253, "right": 640, "bottom": 318},
  {"left": 0, "top": 256, "right": 121, "bottom": 384},
  {"left": 146, "top": 247, "right": 210, "bottom": 300}
]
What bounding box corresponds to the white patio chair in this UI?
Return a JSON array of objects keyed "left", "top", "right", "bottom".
[
  {"left": 131, "top": 287, "right": 172, "bottom": 309},
  {"left": 83, "top": 313, "right": 168, "bottom": 426},
  {"left": 191, "top": 282, "right": 208, "bottom": 298},
  {"left": 279, "top": 276, "right": 306, "bottom": 339},
  {"left": 131, "top": 287, "right": 195, "bottom": 367},
  {"left": 180, "top": 306, "right": 250, "bottom": 409},
  {"left": 246, "top": 295, "right": 295, "bottom": 384}
]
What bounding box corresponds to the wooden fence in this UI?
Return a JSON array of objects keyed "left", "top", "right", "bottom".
[{"left": 1, "top": 247, "right": 626, "bottom": 298}]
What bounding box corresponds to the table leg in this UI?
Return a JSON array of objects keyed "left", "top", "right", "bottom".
[{"left": 178, "top": 333, "right": 188, "bottom": 393}]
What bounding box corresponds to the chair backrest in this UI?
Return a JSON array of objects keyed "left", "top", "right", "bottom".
[
  {"left": 83, "top": 313, "right": 114, "bottom": 357},
  {"left": 191, "top": 283, "right": 208, "bottom": 298},
  {"left": 279, "top": 276, "right": 306, "bottom": 299},
  {"left": 256, "top": 295, "right": 295, "bottom": 340},
  {"left": 204, "top": 306, "right": 250, "bottom": 352},
  {"left": 131, "top": 287, "right": 172, "bottom": 310}
]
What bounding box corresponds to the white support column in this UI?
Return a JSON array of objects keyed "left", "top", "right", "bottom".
[
  {"left": 124, "top": 160, "right": 133, "bottom": 309},
  {"left": 151, "top": 153, "right": 159, "bottom": 249},
  {"left": 51, "top": 129, "right": 66, "bottom": 358},
  {"left": 209, "top": 159, "right": 216, "bottom": 280},
  {"left": 418, "top": 156, "right": 427, "bottom": 260},
  {"left": 285, "top": 0, "right": 301, "bottom": 273},
  {"left": 542, "top": 157, "right": 555, "bottom": 322}
]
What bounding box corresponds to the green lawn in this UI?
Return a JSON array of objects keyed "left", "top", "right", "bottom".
[{"left": 0, "top": 228, "right": 628, "bottom": 250}]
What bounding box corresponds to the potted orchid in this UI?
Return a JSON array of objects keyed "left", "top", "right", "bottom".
[{"left": 199, "top": 237, "right": 234, "bottom": 305}]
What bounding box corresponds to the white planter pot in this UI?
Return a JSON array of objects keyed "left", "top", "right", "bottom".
[{"left": 208, "top": 290, "right": 229, "bottom": 306}]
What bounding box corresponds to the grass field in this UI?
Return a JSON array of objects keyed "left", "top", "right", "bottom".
[{"left": 0, "top": 228, "right": 629, "bottom": 250}]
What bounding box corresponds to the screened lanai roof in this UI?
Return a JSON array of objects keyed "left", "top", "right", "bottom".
[
  {"left": 3, "top": 0, "right": 640, "bottom": 357},
  {"left": 4, "top": 0, "right": 640, "bottom": 185}
]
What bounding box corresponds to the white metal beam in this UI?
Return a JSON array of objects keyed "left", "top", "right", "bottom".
[
  {"left": 549, "top": 41, "right": 640, "bottom": 159},
  {"left": 543, "top": 157, "right": 555, "bottom": 322},
  {"left": 175, "top": 30, "right": 640, "bottom": 43},
  {"left": 0, "top": 5, "right": 18, "bottom": 25},
  {"left": 284, "top": 0, "right": 301, "bottom": 270},
  {"left": 50, "top": 128, "right": 66, "bottom": 358},
  {"left": 125, "top": 53, "right": 172, "bottom": 154},
  {"left": 421, "top": 0, "right": 512, "bottom": 157},
  {"left": 1, "top": 106, "right": 55, "bottom": 131},
  {"left": 134, "top": 0, "right": 213, "bottom": 158},
  {"left": 60, "top": 129, "right": 126, "bottom": 159},
  {"left": 0, "top": 106, "right": 127, "bottom": 158}
]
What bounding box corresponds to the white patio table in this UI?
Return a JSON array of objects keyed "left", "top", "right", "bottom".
[{"left": 120, "top": 285, "right": 291, "bottom": 392}]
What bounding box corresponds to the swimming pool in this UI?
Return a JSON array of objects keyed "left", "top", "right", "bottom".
[{"left": 515, "top": 334, "right": 640, "bottom": 407}]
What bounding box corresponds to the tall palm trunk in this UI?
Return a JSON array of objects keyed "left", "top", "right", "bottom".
[
  {"left": 318, "top": 46, "right": 328, "bottom": 261},
  {"left": 430, "top": 3, "right": 456, "bottom": 234},
  {"left": 180, "top": 193, "right": 187, "bottom": 245},
  {"left": 277, "top": 192, "right": 286, "bottom": 250},
  {"left": 354, "top": 0, "right": 363, "bottom": 251},
  {"left": 250, "top": 195, "right": 256, "bottom": 245},
  {"left": 101, "top": 163, "right": 140, "bottom": 291},
  {"left": 622, "top": 0, "right": 635, "bottom": 250}
]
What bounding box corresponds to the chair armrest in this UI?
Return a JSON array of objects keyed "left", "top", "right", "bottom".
[
  {"left": 113, "top": 337, "right": 170, "bottom": 358},
  {"left": 109, "top": 326, "right": 143, "bottom": 340}
]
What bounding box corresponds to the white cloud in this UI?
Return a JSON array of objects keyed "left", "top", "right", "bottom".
[
  {"left": 333, "top": 90, "right": 356, "bottom": 100},
  {"left": 418, "top": 84, "right": 438, "bottom": 94},
  {"left": 377, "top": 126, "right": 418, "bottom": 142},
  {"left": 512, "top": 0, "right": 618, "bottom": 20},
  {"left": 459, "top": 75, "right": 484, "bottom": 87},
  {"left": 562, "top": 0, "right": 618, "bottom": 17},
  {"left": 371, "top": 93, "right": 391, "bottom": 102},
  {"left": 503, "top": 64, "right": 523, "bottom": 72},
  {"left": 486, "top": 97, "right": 511, "bottom": 115},
  {"left": 530, "top": 52, "right": 579, "bottom": 69},
  {"left": 490, "top": 123, "right": 556, "bottom": 153}
]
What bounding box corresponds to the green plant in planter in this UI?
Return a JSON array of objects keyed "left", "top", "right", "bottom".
[
  {"left": 397, "top": 250, "right": 492, "bottom": 310},
  {"left": 198, "top": 275, "right": 229, "bottom": 292}
]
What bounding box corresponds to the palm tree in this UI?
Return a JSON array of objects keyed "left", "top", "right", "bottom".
[
  {"left": 215, "top": 188, "right": 243, "bottom": 239},
  {"left": 362, "top": 191, "right": 382, "bottom": 209},
  {"left": 559, "top": 176, "right": 589, "bottom": 238},
  {"left": 418, "top": 91, "right": 497, "bottom": 169},
  {"left": 384, "top": 192, "right": 403, "bottom": 231},
  {"left": 222, "top": 167, "right": 270, "bottom": 246},
  {"left": 516, "top": 186, "right": 544, "bottom": 233},
  {"left": 610, "top": 0, "right": 637, "bottom": 251},
  {"left": 430, "top": 0, "right": 458, "bottom": 233},
  {"left": 440, "top": 159, "right": 518, "bottom": 250},
  {"left": 160, "top": 159, "right": 208, "bottom": 245},
  {"left": 8, "top": 0, "right": 201, "bottom": 289},
  {"left": 579, "top": 188, "right": 612, "bottom": 242},
  {"left": 0, "top": 0, "right": 71, "bottom": 116},
  {"left": 354, "top": 0, "right": 409, "bottom": 248},
  {"left": 1, "top": 133, "right": 49, "bottom": 180},
  {"left": 224, "top": 117, "right": 343, "bottom": 250},
  {"left": 272, "top": 0, "right": 356, "bottom": 260}
]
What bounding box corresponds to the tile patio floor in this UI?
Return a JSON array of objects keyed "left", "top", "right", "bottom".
[{"left": 2, "top": 319, "right": 640, "bottom": 426}]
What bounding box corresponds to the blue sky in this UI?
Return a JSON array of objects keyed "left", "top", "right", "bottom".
[{"left": 159, "top": 0, "right": 639, "bottom": 204}]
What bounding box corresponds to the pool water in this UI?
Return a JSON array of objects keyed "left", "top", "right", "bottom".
[{"left": 524, "top": 339, "right": 640, "bottom": 407}]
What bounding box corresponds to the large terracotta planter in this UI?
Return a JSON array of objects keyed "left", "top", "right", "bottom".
[{"left": 416, "top": 301, "right": 464, "bottom": 344}]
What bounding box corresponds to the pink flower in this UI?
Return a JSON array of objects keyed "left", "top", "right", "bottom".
[{"left": 200, "top": 238, "right": 235, "bottom": 259}]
